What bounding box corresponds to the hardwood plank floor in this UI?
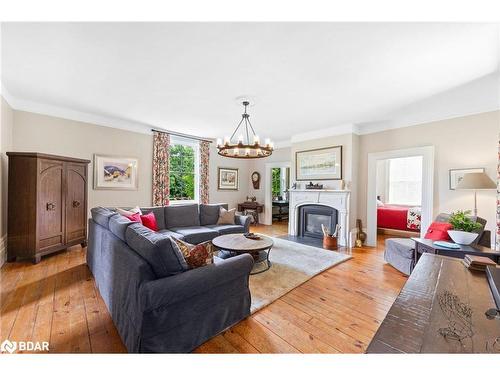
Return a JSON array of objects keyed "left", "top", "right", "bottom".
[{"left": 0, "top": 222, "right": 407, "bottom": 353}]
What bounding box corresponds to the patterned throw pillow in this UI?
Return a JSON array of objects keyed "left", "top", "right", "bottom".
[{"left": 171, "top": 237, "right": 214, "bottom": 269}]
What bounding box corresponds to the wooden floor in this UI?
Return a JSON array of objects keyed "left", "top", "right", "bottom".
[{"left": 0, "top": 222, "right": 408, "bottom": 353}]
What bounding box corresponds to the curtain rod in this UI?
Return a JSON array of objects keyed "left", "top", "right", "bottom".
[{"left": 151, "top": 128, "right": 213, "bottom": 143}]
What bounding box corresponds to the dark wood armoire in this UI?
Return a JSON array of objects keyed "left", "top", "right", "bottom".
[{"left": 7, "top": 152, "right": 91, "bottom": 263}]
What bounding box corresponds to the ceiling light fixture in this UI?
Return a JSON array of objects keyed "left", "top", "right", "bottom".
[{"left": 216, "top": 101, "right": 273, "bottom": 159}]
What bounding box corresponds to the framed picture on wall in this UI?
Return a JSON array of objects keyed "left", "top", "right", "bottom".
[
  {"left": 218, "top": 167, "right": 239, "bottom": 190},
  {"left": 449, "top": 167, "right": 485, "bottom": 190},
  {"left": 94, "top": 154, "right": 139, "bottom": 190},
  {"left": 295, "top": 146, "right": 342, "bottom": 180}
]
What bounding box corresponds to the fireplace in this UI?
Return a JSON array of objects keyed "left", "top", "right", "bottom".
[{"left": 298, "top": 204, "right": 338, "bottom": 239}]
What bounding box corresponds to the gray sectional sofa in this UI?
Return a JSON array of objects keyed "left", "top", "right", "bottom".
[{"left": 87, "top": 203, "right": 254, "bottom": 353}]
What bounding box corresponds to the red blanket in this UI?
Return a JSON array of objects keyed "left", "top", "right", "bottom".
[{"left": 377, "top": 205, "right": 417, "bottom": 231}]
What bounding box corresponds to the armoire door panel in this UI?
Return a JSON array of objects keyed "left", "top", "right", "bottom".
[
  {"left": 38, "top": 159, "right": 65, "bottom": 250},
  {"left": 65, "top": 163, "right": 87, "bottom": 243}
]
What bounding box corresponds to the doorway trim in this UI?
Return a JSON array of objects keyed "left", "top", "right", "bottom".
[
  {"left": 263, "top": 161, "right": 292, "bottom": 225},
  {"left": 366, "top": 146, "right": 435, "bottom": 246}
]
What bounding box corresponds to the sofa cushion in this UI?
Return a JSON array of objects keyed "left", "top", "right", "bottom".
[
  {"left": 206, "top": 224, "right": 244, "bottom": 235},
  {"left": 165, "top": 204, "right": 200, "bottom": 228},
  {"left": 125, "top": 223, "right": 188, "bottom": 278},
  {"left": 199, "top": 203, "right": 228, "bottom": 226},
  {"left": 169, "top": 226, "right": 219, "bottom": 244},
  {"left": 91, "top": 207, "right": 117, "bottom": 229},
  {"left": 140, "top": 207, "right": 167, "bottom": 230},
  {"left": 109, "top": 213, "right": 137, "bottom": 241},
  {"left": 158, "top": 229, "right": 185, "bottom": 240}
]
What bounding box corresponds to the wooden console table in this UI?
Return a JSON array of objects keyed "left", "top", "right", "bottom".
[
  {"left": 367, "top": 253, "right": 500, "bottom": 353},
  {"left": 237, "top": 202, "right": 264, "bottom": 224},
  {"left": 413, "top": 237, "right": 500, "bottom": 264}
]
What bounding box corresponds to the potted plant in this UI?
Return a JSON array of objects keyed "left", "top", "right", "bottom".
[{"left": 447, "top": 210, "right": 482, "bottom": 245}]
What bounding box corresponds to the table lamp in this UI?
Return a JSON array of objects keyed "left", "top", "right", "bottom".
[{"left": 455, "top": 172, "right": 496, "bottom": 216}]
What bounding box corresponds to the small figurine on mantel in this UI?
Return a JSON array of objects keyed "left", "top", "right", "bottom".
[
  {"left": 305, "top": 181, "right": 324, "bottom": 190},
  {"left": 291, "top": 182, "right": 298, "bottom": 190}
]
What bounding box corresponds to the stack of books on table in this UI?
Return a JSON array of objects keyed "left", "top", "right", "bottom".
[{"left": 462, "top": 254, "right": 497, "bottom": 271}]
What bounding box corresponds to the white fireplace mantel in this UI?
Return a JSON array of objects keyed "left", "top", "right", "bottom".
[{"left": 288, "top": 189, "right": 350, "bottom": 247}]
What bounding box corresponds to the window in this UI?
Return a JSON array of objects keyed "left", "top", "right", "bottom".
[
  {"left": 169, "top": 137, "right": 199, "bottom": 203},
  {"left": 388, "top": 156, "right": 422, "bottom": 206}
]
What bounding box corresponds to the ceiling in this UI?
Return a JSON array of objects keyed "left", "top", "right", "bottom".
[{"left": 2, "top": 22, "right": 499, "bottom": 142}]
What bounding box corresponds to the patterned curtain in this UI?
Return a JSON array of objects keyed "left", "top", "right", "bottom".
[
  {"left": 496, "top": 134, "right": 500, "bottom": 251},
  {"left": 199, "top": 140, "right": 210, "bottom": 204},
  {"left": 152, "top": 131, "right": 170, "bottom": 206}
]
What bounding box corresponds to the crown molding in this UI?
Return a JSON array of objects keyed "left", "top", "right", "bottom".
[
  {"left": 1, "top": 85, "right": 153, "bottom": 135},
  {"left": 1, "top": 84, "right": 16, "bottom": 108},
  {"left": 356, "top": 107, "right": 500, "bottom": 135},
  {"left": 290, "top": 123, "right": 358, "bottom": 144},
  {"left": 274, "top": 139, "right": 291, "bottom": 149}
]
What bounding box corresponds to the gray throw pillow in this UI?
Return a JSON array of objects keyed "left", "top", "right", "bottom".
[{"left": 217, "top": 207, "right": 236, "bottom": 225}]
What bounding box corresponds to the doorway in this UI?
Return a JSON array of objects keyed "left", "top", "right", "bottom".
[
  {"left": 264, "top": 162, "right": 291, "bottom": 225},
  {"left": 375, "top": 155, "right": 423, "bottom": 239},
  {"left": 366, "top": 146, "right": 434, "bottom": 246}
]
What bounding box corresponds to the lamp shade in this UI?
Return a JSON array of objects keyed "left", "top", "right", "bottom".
[{"left": 455, "top": 172, "right": 496, "bottom": 190}]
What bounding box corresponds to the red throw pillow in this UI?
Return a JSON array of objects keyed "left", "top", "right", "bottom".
[
  {"left": 424, "top": 221, "right": 453, "bottom": 241},
  {"left": 124, "top": 212, "right": 142, "bottom": 223},
  {"left": 140, "top": 212, "right": 159, "bottom": 231}
]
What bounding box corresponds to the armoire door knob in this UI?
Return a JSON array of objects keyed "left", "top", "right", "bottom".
[
  {"left": 46, "top": 202, "right": 56, "bottom": 211},
  {"left": 72, "top": 200, "right": 81, "bottom": 208}
]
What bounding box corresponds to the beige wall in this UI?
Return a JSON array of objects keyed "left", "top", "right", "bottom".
[
  {"left": 13, "top": 110, "right": 154, "bottom": 210},
  {"left": 209, "top": 143, "right": 251, "bottom": 209},
  {"left": 10, "top": 109, "right": 249, "bottom": 214},
  {"left": 357, "top": 110, "right": 500, "bottom": 238},
  {"left": 1, "top": 97, "right": 14, "bottom": 266}
]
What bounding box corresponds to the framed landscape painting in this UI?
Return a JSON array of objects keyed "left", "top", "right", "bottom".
[
  {"left": 449, "top": 167, "right": 484, "bottom": 190},
  {"left": 218, "top": 167, "right": 239, "bottom": 190},
  {"left": 295, "top": 146, "right": 342, "bottom": 180},
  {"left": 94, "top": 154, "right": 138, "bottom": 190}
]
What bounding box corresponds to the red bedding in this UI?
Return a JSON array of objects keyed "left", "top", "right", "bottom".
[{"left": 377, "top": 205, "right": 419, "bottom": 232}]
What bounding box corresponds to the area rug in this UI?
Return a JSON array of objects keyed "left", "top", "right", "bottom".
[{"left": 248, "top": 236, "right": 352, "bottom": 313}]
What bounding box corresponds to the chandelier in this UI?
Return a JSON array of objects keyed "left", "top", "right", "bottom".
[{"left": 216, "top": 101, "right": 273, "bottom": 159}]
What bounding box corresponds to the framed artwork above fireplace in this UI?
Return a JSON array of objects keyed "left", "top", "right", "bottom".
[{"left": 295, "top": 145, "right": 342, "bottom": 180}]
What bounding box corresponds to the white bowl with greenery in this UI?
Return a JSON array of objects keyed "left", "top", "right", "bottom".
[
  {"left": 447, "top": 230, "right": 478, "bottom": 245},
  {"left": 447, "top": 210, "right": 481, "bottom": 245}
]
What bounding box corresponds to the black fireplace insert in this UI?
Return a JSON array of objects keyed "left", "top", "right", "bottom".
[{"left": 298, "top": 204, "right": 338, "bottom": 239}]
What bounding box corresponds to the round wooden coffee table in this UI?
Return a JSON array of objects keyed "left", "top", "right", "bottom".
[{"left": 212, "top": 233, "right": 274, "bottom": 274}]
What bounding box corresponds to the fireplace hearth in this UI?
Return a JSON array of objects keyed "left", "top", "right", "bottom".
[{"left": 298, "top": 204, "right": 338, "bottom": 239}]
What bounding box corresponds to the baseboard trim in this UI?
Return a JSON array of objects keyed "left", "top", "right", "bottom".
[{"left": 0, "top": 235, "right": 6, "bottom": 269}]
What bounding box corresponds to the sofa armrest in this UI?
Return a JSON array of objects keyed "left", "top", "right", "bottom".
[
  {"left": 235, "top": 214, "right": 252, "bottom": 233},
  {"left": 140, "top": 253, "right": 254, "bottom": 312}
]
